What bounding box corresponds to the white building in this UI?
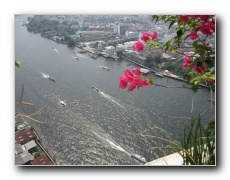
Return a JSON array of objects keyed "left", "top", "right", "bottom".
[
  {"left": 124, "top": 41, "right": 137, "bottom": 51},
  {"left": 116, "top": 44, "right": 126, "bottom": 51},
  {"left": 125, "top": 31, "right": 138, "bottom": 38},
  {"left": 105, "top": 46, "right": 115, "bottom": 57}
]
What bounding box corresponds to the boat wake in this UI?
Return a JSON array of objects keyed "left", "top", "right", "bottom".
[
  {"left": 99, "top": 92, "right": 126, "bottom": 109},
  {"left": 91, "top": 130, "right": 130, "bottom": 156},
  {"left": 41, "top": 72, "right": 49, "bottom": 79},
  {"left": 52, "top": 47, "right": 60, "bottom": 53}
]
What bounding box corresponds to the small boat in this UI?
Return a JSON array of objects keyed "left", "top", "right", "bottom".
[
  {"left": 59, "top": 100, "right": 66, "bottom": 107},
  {"left": 140, "top": 68, "right": 150, "bottom": 75},
  {"left": 92, "top": 85, "right": 100, "bottom": 92},
  {"left": 75, "top": 57, "right": 79, "bottom": 60},
  {"left": 73, "top": 51, "right": 77, "bottom": 54},
  {"left": 102, "top": 66, "right": 110, "bottom": 71},
  {"left": 131, "top": 154, "right": 147, "bottom": 164},
  {"left": 155, "top": 72, "right": 164, "bottom": 78},
  {"left": 48, "top": 77, "right": 55, "bottom": 82}
]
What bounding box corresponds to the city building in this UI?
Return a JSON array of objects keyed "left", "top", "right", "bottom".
[
  {"left": 15, "top": 130, "right": 37, "bottom": 145},
  {"left": 124, "top": 41, "right": 136, "bottom": 51},
  {"left": 125, "top": 31, "right": 138, "bottom": 38},
  {"left": 31, "top": 154, "right": 54, "bottom": 165},
  {"left": 104, "top": 46, "right": 115, "bottom": 57}
]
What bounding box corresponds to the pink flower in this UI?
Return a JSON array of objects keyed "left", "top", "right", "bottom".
[
  {"left": 199, "top": 22, "right": 215, "bottom": 35},
  {"left": 193, "top": 63, "right": 206, "bottom": 74},
  {"left": 180, "top": 16, "right": 189, "bottom": 23},
  {"left": 119, "top": 69, "right": 150, "bottom": 91},
  {"left": 151, "top": 32, "right": 158, "bottom": 40},
  {"left": 189, "top": 29, "right": 199, "bottom": 40},
  {"left": 141, "top": 33, "right": 152, "bottom": 42},
  {"left": 141, "top": 32, "right": 158, "bottom": 42},
  {"left": 133, "top": 41, "right": 145, "bottom": 51},
  {"left": 119, "top": 75, "right": 129, "bottom": 89},
  {"left": 200, "top": 15, "right": 210, "bottom": 21},
  {"left": 205, "top": 42, "right": 210, "bottom": 47},
  {"left": 182, "top": 56, "right": 193, "bottom": 69},
  {"left": 133, "top": 68, "right": 142, "bottom": 76}
]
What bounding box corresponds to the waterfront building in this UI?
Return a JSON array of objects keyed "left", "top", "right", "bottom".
[
  {"left": 104, "top": 46, "right": 115, "bottom": 57},
  {"left": 15, "top": 130, "right": 37, "bottom": 145},
  {"left": 124, "top": 41, "right": 136, "bottom": 51},
  {"left": 116, "top": 44, "right": 126, "bottom": 51}
]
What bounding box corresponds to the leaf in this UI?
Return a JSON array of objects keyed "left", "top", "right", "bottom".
[
  {"left": 177, "top": 30, "right": 183, "bottom": 38},
  {"left": 168, "top": 20, "right": 175, "bottom": 29}
]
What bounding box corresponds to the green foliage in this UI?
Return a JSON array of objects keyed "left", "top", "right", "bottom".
[
  {"left": 150, "top": 15, "right": 215, "bottom": 92},
  {"left": 148, "top": 114, "right": 215, "bottom": 165}
]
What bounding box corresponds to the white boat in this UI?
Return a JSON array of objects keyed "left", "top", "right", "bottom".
[
  {"left": 155, "top": 72, "right": 164, "bottom": 78},
  {"left": 131, "top": 154, "right": 147, "bottom": 164},
  {"left": 59, "top": 100, "right": 66, "bottom": 107},
  {"left": 102, "top": 66, "right": 110, "bottom": 71}
]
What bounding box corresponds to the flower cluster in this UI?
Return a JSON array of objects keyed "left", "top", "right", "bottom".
[
  {"left": 183, "top": 55, "right": 206, "bottom": 74},
  {"left": 179, "top": 15, "right": 215, "bottom": 40},
  {"left": 133, "top": 32, "right": 158, "bottom": 51},
  {"left": 119, "top": 68, "right": 150, "bottom": 91}
]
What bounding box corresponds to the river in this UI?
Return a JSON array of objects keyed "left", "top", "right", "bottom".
[{"left": 15, "top": 15, "right": 215, "bottom": 165}]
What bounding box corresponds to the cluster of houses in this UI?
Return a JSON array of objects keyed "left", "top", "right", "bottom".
[{"left": 15, "top": 116, "right": 55, "bottom": 165}]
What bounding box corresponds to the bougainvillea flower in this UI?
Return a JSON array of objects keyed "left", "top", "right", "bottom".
[
  {"left": 133, "top": 41, "right": 145, "bottom": 51},
  {"left": 141, "top": 33, "right": 152, "bottom": 42},
  {"left": 205, "top": 42, "right": 210, "bottom": 47},
  {"left": 200, "top": 15, "right": 210, "bottom": 21},
  {"left": 119, "top": 69, "right": 151, "bottom": 91},
  {"left": 193, "top": 63, "right": 206, "bottom": 74},
  {"left": 182, "top": 56, "right": 193, "bottom": 69},
  {"left": 151, "top": 32, "right": 158, "bottom": 40},
  {"left": 119, "top": 75, "right": 129, "bottom": 89},
  {"left": 199, "top": 22, "right": 215, "bottom": 35},
  {"left": 133, "top": 68, "right": 142, "bottom": 76},
  {"left": 139, "top": 79, "right": 151, "bottom": 87},
  {"left": 128, "top": 78, "right": 143, "bottom": 91},
  {"left": 189, "top": 29, "right": 199, "bottom": 40},
  {"left": 180, "top": 15, "right": 189, "bottom": 23}
]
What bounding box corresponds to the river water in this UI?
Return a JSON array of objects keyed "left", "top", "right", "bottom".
[{"left": 15, "top": 15, "right": 215, "bottom": 165}]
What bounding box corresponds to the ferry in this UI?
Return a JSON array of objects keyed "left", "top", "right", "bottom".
[
  {"left": 131, "top": 154, "right": 147, "bottom": 164},
  {"left": 155, "top": 72, "right": 164, "bottom": 78},
  {"left": 92, "top": 85, "right": 100, "bottom": 92}
]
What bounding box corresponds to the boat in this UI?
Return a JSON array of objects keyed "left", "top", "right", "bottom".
[
  {"left": 140, "top": 68, "right": 150, "bottom": 75},
  {"left": 101, "top": 66, "right": 110, "bottom": 71},
  {"left": 48, "top": 77, "right": 55, "bottom": 82},
  {"left": 131, "top": 154, "right": 147, "bottom": 164},
  {"left": 155, "top": 72, "right": 164, "bottom": 78},
  {"left": 92, "top": 85, "right": 100, "bottom": 92},
  {"left": 59, "top": 100, "right": 66, "bottom": 107},
  {"left": 75, "top": 57, "right": 79, "bottom": 60}
]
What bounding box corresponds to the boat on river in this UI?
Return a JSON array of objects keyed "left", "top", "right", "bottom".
[
  {"left": 92, "top": 85, "right": 100, "bottom": 92},
  {"left": 131, "top": 154, "right": 147, "bottom": 164},
  {"left": 155, "top": 72, "right": 164, "bottom": 78},
  {"left": 101, "top": 66, "right": 110, "bottom": 71}
]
